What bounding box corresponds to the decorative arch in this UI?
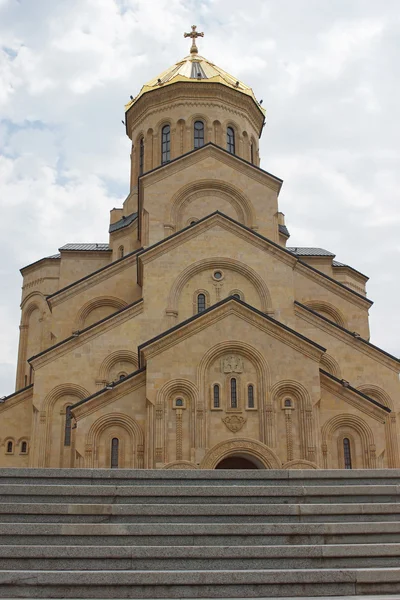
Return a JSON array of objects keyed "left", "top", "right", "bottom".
[
  {"left": 97, "top": 350, "right": 138, "bottom": 384},
  {"left": 17, "top": 293, "right": 50, "bottom": 389},
  {"left": 213, "top": 119, "right": 222, "bottom": 146},
  {"left": 167, "top": 257, "right": 272, "bottom": 316},
  {"left": 200, "top": 438, "right": 281, "bottom": 469},
  {"left": 163, "top": 460, "right": 198, "bottom": 469},
  {"left": 42, "top": 383, "right": 89, "bottom": 412},
  {"left": 21, "top": 292, "right": 47, "bottom": 323},
  {"left": 167, "top": 180, "right": 255, "bottom": 230},
  {"left": 303, "top": 300, "right": 347, "bottom": 328},
  {"left": 356, "top": 385, "right": 398, "bottom": 468},
  {"left": 86, "top": 413, "right": 144, "bottom": 468},
  {"left": 270, "top": 380, "right": 315, "bottom": 462},
  {"left": 356, "top": 384, "right": 393, "bottom": 410},
  {"left": 320, "top": 353, "right": 341, "bottom": 378},
  {"left": 282, "top": 459, "right": 319, "bottom": 469},
  {"left": 198, "top": 341, "right": 270, "bottom": 449},
  {"left": 321, "top": 413, "right": 376, "bottom": 469},
  {"left": 38, "top": 383, "right": 89, "bottom": 468},
  {"left": 74, "top": 296, "right": 127, "bottom": 331},
  {"left": 155, "top": 379, "right": 199, "bottom": 465}
]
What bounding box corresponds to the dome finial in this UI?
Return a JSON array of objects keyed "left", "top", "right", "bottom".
[{"left": 184, "top": 25, "right": 204, "bottom": 55}]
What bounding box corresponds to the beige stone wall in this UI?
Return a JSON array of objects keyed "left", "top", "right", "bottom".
[{"left": 1, "top": 65, "right": 399, "bottom": 472}]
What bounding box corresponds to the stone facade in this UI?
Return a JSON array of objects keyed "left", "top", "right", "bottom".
[{"left": 0, "top": 44, "right": 399, "bottom": 470}]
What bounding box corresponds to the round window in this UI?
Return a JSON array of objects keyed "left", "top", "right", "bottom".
[
  {"left": 213, "top": 270, "right": 223, "bottom": 280},
  {"left": 175, "top": 398, "right": 184, "bottom": 407}
]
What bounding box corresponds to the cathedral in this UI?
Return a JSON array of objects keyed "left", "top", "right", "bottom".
[{"left": 1, "top": 27, "right": 399, "bottom": 471}]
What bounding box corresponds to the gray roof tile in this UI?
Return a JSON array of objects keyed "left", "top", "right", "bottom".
[
  {"left": 287, "top": 247, "right": 335, "bottom": 257},
  {"left": 109, "top": 212, "right": 138, "bottom": 233},
  {"left": 59, "top": 243, "right": 111, "bottom": 252},
  {"left": 278, "top": 224, "right": 290, "bottom": 237}
]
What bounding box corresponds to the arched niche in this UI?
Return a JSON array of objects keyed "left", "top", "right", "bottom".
[
  {"left": 303, "top": 300, "right": 347, "bottom": 329},
  {"left": 85, "top": 413, "right": 144, "bottom": 468},
  {"left": 166, "top": 180, "right": 255, "bottom": 232},
  {"left": 97, "top": 350, "right": 138, "bottom": 385},
  {"left": 40, "top": 384, "right": 90, "bottom": 468},
  {"left": 166, "top": 257, "right": 272, "bottom": 322},
  {"left": 155, "top": 379, "right": 198, "bottom": 466},
  {"left": 270, "top": 380, "right": 315, "bottom": 465},
  {"left": 320, "top": 353, "right": 342, "bottom": 378},
  {"left": 198, "top": 341, "right": 270, "bottom": 450},
  {"left": 74, "top": 296, "right": 127, "bottom": 331},
  {"left": 321, "top": 413, "right": 376, "bottom": 469}
]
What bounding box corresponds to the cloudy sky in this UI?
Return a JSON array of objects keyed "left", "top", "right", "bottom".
[{"left": 0, "top": 0, "right": 399, "bottom": 395}]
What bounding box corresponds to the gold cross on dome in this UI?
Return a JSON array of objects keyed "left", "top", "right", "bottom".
[{"left": 184, "top": 25, "right": 204, "bottom": 54}]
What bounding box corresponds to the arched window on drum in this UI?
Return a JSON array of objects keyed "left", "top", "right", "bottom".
[
  {"left": 161, "top": 125, "right": 171, "bottom": 165},
  {"left": 227, "top": 127, "right": 235, "bottom": 154},
  {"left": 194, "top": 121, "right": 205, "bottom": 149}
]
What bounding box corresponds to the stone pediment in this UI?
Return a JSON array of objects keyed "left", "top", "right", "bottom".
[
  {"left": 140, "top": 143, "right": 283, "bottom": 192},
  {"left": 138, "top": 296, "right": 325, "bottom": 367}
]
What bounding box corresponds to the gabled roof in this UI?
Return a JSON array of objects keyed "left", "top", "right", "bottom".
[
  {"left": 46, "top": 247, "right": 142, "bottom": 303},
  {"left": 0, "top": 384, "right": 33, "bottom": 406},
  {"left": 139, "top": 143, "right": 283, "bottom": 189},
  {"left": 28, "top": 299, "right": 143, "bottom": 366},
  {"left": 138, "top": 296, "right": 326, "bottom": 366},
  {"left": 137, "top": 210, "right": 373, "bottom": 307},
  {"left": 70, "top": 367, "right": 146, "bottom": 411},
  {"left": 295, "top": 301, "right": 399, "bottom": 366}
]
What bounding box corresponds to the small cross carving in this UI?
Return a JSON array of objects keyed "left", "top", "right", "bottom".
[{"left": 184, "top": 25, "right": 204, "bottom": 55}]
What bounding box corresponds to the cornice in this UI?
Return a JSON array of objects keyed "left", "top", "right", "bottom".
[
  {"left": 295, "top": 302, "right": 399, "bottom": 373},
  {"left": 47, "top": 250, "right": 141, "bottom": 310},
  {"left": 295, "top": 260, "right": 373, "bottom": 309},
  {"left": 29, "top": 300, "right": 144, "bottom": 371},
  {"left": 126, "top": 82, "right": 264, "bottom": 137},
  {"left": 138, "top": 212, "right": 296, "bottom": 271},
  {"left": 333, "top": 264, "right": 369, "bottom": 283},
  {"left": 320, "top": 370, "right": 389, "bottom": 422},
  {"left": 0, "top": 385, "right": 33, "bottom": 413},
  {"left": 20, "top": 257, "right": 60, "bottom": 276},
  {"left": 71, "top": 369, "right": 146, "bottom": 421},
  {"left": 139, "top": 298, "right": 325, "bottom": 366},
  {"left": 140, "top": 143, "right": 282, "bottom": 192}
]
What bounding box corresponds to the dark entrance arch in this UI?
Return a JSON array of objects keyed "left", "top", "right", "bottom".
[{"left": 215, "top": 456, "right": 259, "bottom": 469}]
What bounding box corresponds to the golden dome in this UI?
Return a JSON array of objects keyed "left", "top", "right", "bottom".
[{"left": 125, "top": 53, "right": 265, "bottom": 114}]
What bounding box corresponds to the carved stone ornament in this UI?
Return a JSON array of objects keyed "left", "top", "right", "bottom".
[
  {"left": 222, "top": 354, "right": 244, "bottom": 374},
  {"left": 222, "top": 415, "right": 246, "bottom": 433}
]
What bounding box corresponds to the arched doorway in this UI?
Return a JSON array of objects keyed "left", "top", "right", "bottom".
[{"left": 215, "top": 455, "right": 259, "bottom": 469}]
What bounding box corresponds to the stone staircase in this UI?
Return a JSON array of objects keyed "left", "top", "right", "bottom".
[{"left": 1, "top": 468, "right": 400, "bottom": 598}]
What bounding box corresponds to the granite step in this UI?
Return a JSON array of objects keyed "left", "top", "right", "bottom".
[
  {"left": 1, "top": 483, "right": 399, "bottom": 504},
  {"left": 2, "top": 544, "right": 400, "bottom": 571},
  {"left": 0, "top": 521, "right": 399, "bottom": 546},
  {"left": 1, "top": 467, "right": 400, "bottom": 486},
  {"left": 0, "top": 567, "right": 399, "bottom": 598},
  {"left": 1, "top": 502, "right": 400, "bottom": 523}
]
